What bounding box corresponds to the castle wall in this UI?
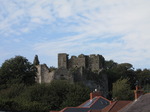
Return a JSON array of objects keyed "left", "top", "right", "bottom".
[
  {"left": 36, "top": 64, "right": 55, "bottom": 83},
  {"left": 36, "top": 65, "right": 42, "bottom": 83},
  {"left": 69, "top": 54, "right": 88, "bottom": 69},
  {"left": 58, "top": 53, "right": 68, "bottom": 69},
  {"left": 54, "top": 68, "right": 74, "bottom": 83}
]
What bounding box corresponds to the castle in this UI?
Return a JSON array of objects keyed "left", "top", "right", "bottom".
[
  {"left": 58, "top": 53, "right": 105, "bottom": 71},
  {"left": 34, "top": 53, "right": 108, "bottom": 97}
]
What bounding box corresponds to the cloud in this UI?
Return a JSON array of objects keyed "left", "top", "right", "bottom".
[
  {"left": 33, "top": 0, "right": 150, "bottom": 68},
  {"left": 0, "top": 0, "right": 150, "bottom": 69}
]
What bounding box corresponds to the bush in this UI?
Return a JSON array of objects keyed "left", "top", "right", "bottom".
[
  {"left": 112, "top": 78, "right": 134, "bottom": 100},
  {"left": 0, "top": 81, "right": 90, "bottom": 112}
]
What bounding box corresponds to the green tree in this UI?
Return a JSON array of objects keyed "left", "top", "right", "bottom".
[
  {"left": 112, "top": 78, "right": 133, "bottom": 100},
  {"left": 135, "top": 69, "right": 150, "bottom": 86},
  {"left": 105, "top": 60, "right": 118, "bottom": 70},
  {"left": 13, "top": 80, "right": 90, "bottom": 111},
  {"left": 109, "top": 63, "right": 134, "bottom": 82},
  {"left": 33, "top": 55, "right": 40, "bottom": 65},
  {"left": 143, "top": 84, "right": 150, "bottom": 93},
  {"left": 0, "top": 56, "right": 36, "bottom": 88},
  {"left": 60, "top": 83, "right": 90, "bottom": 108},
  {"left": 49, "top": 66, "right": 57, "bottom": 72},
  {"left": 106, "top": 62, "right": 135, "bottom": 93},
  {"left": 0, "top": 84, "right": 27, "bottom": 112}
]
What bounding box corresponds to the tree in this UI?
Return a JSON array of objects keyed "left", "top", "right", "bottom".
[
  {"left": 106, "top": 62, "right": 135, "bottom": 93},
  {"left": 10, "top": 80, "right": 90, "bottom": 111},
  {"left": 60, "top": 83, "right": 90, "bottom": 108},
  {"left": 105, "top": 60, "right": 118, "bottom": 70},
  {"left": 49, "top": 66, "right": 57, "bottom": 72},
  {"left": 135, "top": 69, "right": 150, "bottom": 86},
  {"left": 112, "top": 78, "right": 133, "bottom": 100},
  {"left": 33, "top": 55, "right": 40, "bottom": 65},
  {"left": 0, "top": 56, "right": 36, "bottom": 88}
]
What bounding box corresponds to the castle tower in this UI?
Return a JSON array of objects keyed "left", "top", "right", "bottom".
[
  {"left": 58, "top": 53, "right": 68, "bottom": 69},
  {"left": 69, "top": 54, "right": 87, "bottom": 69},
  {"left": 89, "top": 54, "right": 105, "bottom": 71}
]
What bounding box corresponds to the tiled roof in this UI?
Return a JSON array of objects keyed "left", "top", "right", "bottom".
[
  {"left": 101, "top": 101, "right": 132, "bottom": 112},
  {"left": 50, "top": 111, "right": 59, "bottom": 112},
  {"left": 58, "top": 96, "right": 111, "bottom": 112},
  {"left": 84, "top": 101, "right": 132, "bottom": 112},
  {"left": 89, "top": 110, "right": 102, "bottom": 112},
  {"left": 119, "top": 93, "right": 150, "bottom": 112},
  {"left": 50, "top": 96, "right": 133, "bottom": 112},
  {"left": 101, "top": 101, "right": 116, "bottom": 112},
  {"left": 89, "top": 97, "right": 110, "bottom": 110},
  {"left": 61, "top": 107, "right": 89, "bottom": 112}
]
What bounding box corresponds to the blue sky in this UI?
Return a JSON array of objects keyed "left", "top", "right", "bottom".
[{"left": 0, "top": 0, "right": 150, "bottom": 69}]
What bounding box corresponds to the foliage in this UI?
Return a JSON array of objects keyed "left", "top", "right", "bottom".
[
  {"left": 135, "top": 68, "right": 150, "bottom": 86},
  {"left": 0, "top": 84, "right": 26, "bottom": 99},
  {"left": 33, "top": 55, "right": 40, "bottom": 65},
  {"left": 60, "top": 83, "right": 90, "bottom": 108},
  {"left": 83, "top": 69, "right": 106, "bottom": 85},
  {"left": 49, "top": 66, "right": 57, "bottom": 72},
  {"left": 112, "top": 78, "right": 133, "bottom": 100},
  {"left": 105, "top": 60, "right": 118, "bottom": 70},
  {"left": 0, "top": 84, "right": 27, "bottom": 111},
  {"left": 0, "top": 80, "right": 90, "bottom": 112},
  {"left": 0, "top": 56, "right": 36, "bottom": 88},
  {"left": 105, "top": 61, "right": 136, "bottom": 93},
  {"left": 143, "top": 84, "right": 150, "bottom": 93},
  {"left": 0, "top": 99, "right": 21, "bottom": 111},
  {"left": 0, "top": 56, "right": 90, "bottom": 112},
  {"left": 107, "top": 62, "right": 134, "bottom": 82}
]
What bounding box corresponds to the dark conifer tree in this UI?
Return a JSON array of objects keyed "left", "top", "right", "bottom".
[{"left": 33, "top": 55, "right": 40, "bottom": 65}]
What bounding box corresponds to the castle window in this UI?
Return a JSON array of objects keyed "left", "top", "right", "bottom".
[
  {"left": 60, "top": 74, "right": 64, "bottom": 77},
  {"left": 60, "top": 74, "right": 65, "bottom": 80}
]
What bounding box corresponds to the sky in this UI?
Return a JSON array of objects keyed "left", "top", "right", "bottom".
[{"left": 0, "top": 0, "right": 150, "bottom": 69}]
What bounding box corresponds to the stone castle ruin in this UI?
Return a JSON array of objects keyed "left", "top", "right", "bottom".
[
  {"left": 58, "top": 53, "right": 105, "bottom": 71},
  {"left": 34, "top": 53, "right": 108, "bottom": 97}
]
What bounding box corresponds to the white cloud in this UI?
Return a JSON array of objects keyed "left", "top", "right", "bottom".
[{"left": 0, "top": 0, "right": 150, "bottom": 68}]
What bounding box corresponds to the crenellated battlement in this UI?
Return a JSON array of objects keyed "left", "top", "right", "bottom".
[{"left": 58, "top": 53, "right": 105, "bottom": 71}]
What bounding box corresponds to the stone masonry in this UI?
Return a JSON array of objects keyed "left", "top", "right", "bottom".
[
  {"left": 58, "top": 53, "right": 105, "bottom": 71},
  {"left": 35, "top": 53, "right": 108, "bottom": 97}
]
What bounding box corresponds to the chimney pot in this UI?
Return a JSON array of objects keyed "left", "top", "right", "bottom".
[
  {"left": 90, "top": 90, "right": 101, "bottom": 99},
  {"left": 134, "top": 86, "right": 144, "bottom": 100}
]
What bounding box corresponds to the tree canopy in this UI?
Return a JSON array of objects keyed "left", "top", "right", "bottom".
[
  {"left": 0, "top": 80, "right": 90, "bottom": 112},
  {"left": 112, "top": 78, "right": 133, "bottom": 100},
  {"left": 0, "top": 56, "right": 36, "bottom": 88},
  {"left": 0, "top": 55, "right": 150, "bottom": 111},
  {"left": 33, "top": 55, "right": 40, "bottom": 65}
]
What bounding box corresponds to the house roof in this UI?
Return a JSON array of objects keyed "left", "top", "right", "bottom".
[
  {"left": 50, "top": 94, "right": 133, "bottom": 112},
  {"left": 57, "top": 96, "right": 111, "bottom": 112},
  {"left": 101, "top": 101, "right": 132, "bottom": 112},
  {"left": 118, "top": 93, "right": 150, "bottom": 112}
]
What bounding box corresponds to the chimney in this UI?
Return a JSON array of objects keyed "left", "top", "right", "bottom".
[
  {"left": 134, "top": 85, "right": 144, "bottom": 100},
  {"left": 90, "top": 89, "right": 101, "bottom": 99}
]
